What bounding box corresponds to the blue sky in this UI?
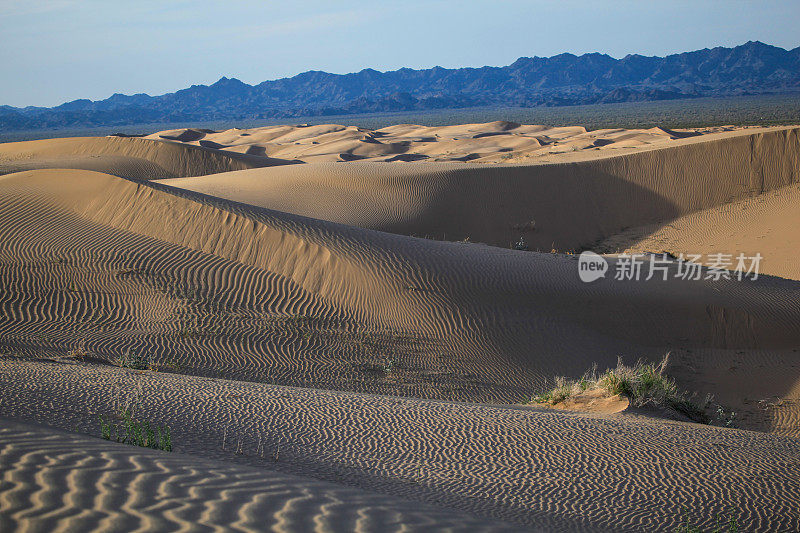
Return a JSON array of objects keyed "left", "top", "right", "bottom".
[{"left": 1, "top": 0, "right": 799, "bottom": 107}]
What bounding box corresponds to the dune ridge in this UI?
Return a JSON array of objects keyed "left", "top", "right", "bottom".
[
  {"left": 0, "top": 135, "right": 289, "bottom": 181},
  {"left": 145, "top": 122, "right": 761, "bottom": 164}
]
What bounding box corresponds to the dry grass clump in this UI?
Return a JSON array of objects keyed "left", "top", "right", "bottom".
[{"left": 530, "top": 354, "right": 729, "bottom": 425}]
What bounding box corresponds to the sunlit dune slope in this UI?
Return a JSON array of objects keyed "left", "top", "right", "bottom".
[
  {"left": 145, "top": 121, "right": 756, "bottom": 164},
  {"left": 600, "top": 182, "right": 800, "bottom": 280},
  {"left": 0, "top": 135, "right": 293, "bottom": 180}
]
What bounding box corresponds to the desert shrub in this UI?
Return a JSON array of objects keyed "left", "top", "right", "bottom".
[
  {"left": 596, "top": 355, "right": 681, "bottom": 407},
  {"left": 530, "top": 354, "right": 721, "bottom": 425},
  {"left": 114, "top": 349, "right": 150, "bottom": 370}
]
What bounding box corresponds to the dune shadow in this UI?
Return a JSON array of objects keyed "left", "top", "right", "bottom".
[
  {"left": 386, "top": 153, "right": 429, "bottom": 162},
  {"left": 244, "top": 145, "right": 267, "bottom": 156},
  {"left": 199, "top": 140, "right": 226, "bottom": 149},
  {"left": 371, "top": 164, "right": 684, "bottom": 252}
]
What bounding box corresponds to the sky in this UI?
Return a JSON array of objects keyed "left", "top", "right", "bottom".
[{"left": 1, "top": 0, "right": 799, "bottom": 108}]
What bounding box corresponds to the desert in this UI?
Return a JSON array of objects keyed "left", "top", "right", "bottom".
[{"left": 0, "top": 119, "right": 799, "bottom": 531}]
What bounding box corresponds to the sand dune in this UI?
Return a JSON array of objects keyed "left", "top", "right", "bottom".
[
  {"left": 0, "top": 135, "right": 291, "bottom": 180},
  {"left": 2, "top": 361, "right": 800, "bottom": 532},
  {"left": 1, "top": 167, "right": 799, "bottom": 433},
  {"left": 1, "top": 123, "right": 799, "bottom": 531},
  {"left": 0, "top": 419, "right": 512, "bottom": 532},
  {"left": 159, "top": 126, "right": 800, "bottom": 253},
  {"left": 145, "top": 121, "right": 758, "bottom": 164}
]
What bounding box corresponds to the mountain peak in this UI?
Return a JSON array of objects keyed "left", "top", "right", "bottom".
[
  {"left": 211, "top": 76, "right": 248, "bottom": 88},
  {"left": 3, "top": 41, "right": 798, "bottom": 132}
]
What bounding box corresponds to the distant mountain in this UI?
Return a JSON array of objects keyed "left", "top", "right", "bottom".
[{"left": 3, "top": 41, "right": 799, "bottom": 131}]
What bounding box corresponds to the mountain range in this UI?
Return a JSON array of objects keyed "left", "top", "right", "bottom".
[{"left": 2, "top": 41, "right": 799, "bottom": 131}]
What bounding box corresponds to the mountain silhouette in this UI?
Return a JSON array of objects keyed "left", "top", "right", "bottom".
[{"left": 3, "top": 41, "right": 798, "bottom": 130}]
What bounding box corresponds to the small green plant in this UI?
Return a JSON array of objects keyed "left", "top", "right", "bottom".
[
  {"left": 162, "top": 355, "right": 186, "bottom": 371},
  {"left": 675, "top": 506, "right": 739, "bottom": 532},
  {"left": 531, "top": 376, "right": 576, "bottom": 404},
  {"left": 99, "top": 409, "right": 172, "bottom": 451},
  {"left": 114, "top": 349, "right": 150, "bottom": 370}
]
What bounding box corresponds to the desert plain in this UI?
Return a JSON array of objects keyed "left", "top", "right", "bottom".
[{"left": 0, "top": 121, "right": 799, "bottom": 532}]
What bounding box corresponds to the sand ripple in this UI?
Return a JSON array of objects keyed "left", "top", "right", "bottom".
[
  {"left": 1, "top": 361, "right": 799, "bottom": 531},
  {"left": 0, "top": 419, "right": 513, "bottom": 532}
]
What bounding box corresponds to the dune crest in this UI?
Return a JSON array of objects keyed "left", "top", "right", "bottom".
[{"left": 0, "top": 135, "right": 293, "bottom": 180}]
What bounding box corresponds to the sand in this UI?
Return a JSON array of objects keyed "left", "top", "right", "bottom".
[
  {"left": 0, "top": 135, "right": 288, "bottom": 180},
  {"left": 157, "top": 126, "right": 800, "bottom": 255},
  {"left": 599, "top": 182, "right": 800, "bottom": 280},
  {"left": 0, "top": 122, "right": 799, "bottom": 531},
  {"left": 144, "top": 122, "right": 760, "bottom": 164},
  {"left": 2, "top": 361, "right": 800, "bottom": 532},
  {"left": 0, "top": 419, "right": 513, "bottom": 532}
]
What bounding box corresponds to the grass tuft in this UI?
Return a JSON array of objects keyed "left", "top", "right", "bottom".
[
  {"left": 530, "top": 354, "right": 729, "bottom": 425},
  {"left": 675, "top": 506, "right": 739, "bottom": 532},
  {"left": 99, "top": 408, "right": 172, "bottom": 451}
]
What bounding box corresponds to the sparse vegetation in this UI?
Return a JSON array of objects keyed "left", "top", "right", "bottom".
[
  {"left": 675, "top": 507, "right": 739, "bottom": 532},
  {"left": 161, "top": 355, "right": 186, "bottom": 372},
  {"left": 714, "top": 405, "right": 737, "bottom": 428},
  {"left": 101, "top": 381, "right": 172, "bottom": 451},
  {"left": 530, "top": 354, "right": 736, "bottom": 426},
  {"left": 99, "top": 409, "right": 172, "bottom": 451},
  {"left": 113, "top": 349, "right": 150, "bottom": 370},
  {"left": 512, "top": 236, "right": 529, "bottom": 251}
]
